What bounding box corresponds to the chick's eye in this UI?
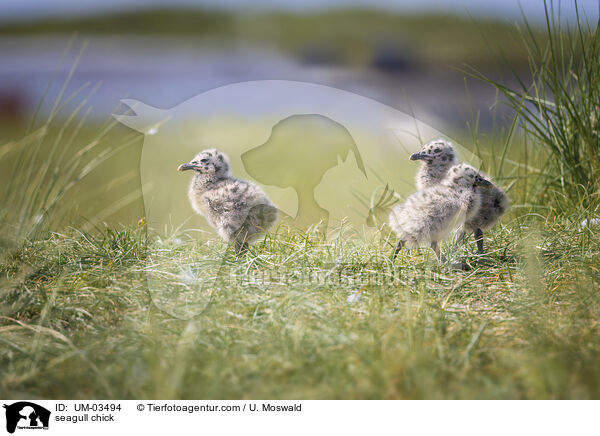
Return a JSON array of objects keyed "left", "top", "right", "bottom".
[{"left": 201, "top": 159, "right": 208, "bottom": 163}]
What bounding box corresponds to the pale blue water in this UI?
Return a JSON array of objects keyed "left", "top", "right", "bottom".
[{"left": 0, "top": 35, "right": 509, "bottom": 131}]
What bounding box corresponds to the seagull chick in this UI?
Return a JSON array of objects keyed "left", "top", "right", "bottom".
[
  {"left": 178, "top": 149, "right": 278, "bottom": 253},
  {"left": 457, "top": 169, "right": 509, "bottom": 253},
  {"left": 410, "top": 138, "right": 459, "bottom": 191},
  {"left": 389, "top": 163, "right": 491, "bottom": 260},
  {"left": 410, "top": 139, "right": 509, "bottom": 253}
]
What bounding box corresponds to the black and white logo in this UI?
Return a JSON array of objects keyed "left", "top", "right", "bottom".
[{"left": 3, "top": 402, "right": 50, "bottom": 434}]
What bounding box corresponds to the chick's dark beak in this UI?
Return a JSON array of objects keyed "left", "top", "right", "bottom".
[
  {"left": 475, "top": 177, "right": 493, "bottom": 188},
  {"left": 409, "top": 151, "right": 427, "bottom": 161},
  {"left": 178, "top": 163, "right": 197, "bottom": 172}
]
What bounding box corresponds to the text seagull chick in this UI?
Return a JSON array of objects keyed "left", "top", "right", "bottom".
[
  {"left": 178, "top": 149, "right": 278, "bottom": 254},
  {"left": 389, "top": 163, "right": 492, "bottom": 260}
]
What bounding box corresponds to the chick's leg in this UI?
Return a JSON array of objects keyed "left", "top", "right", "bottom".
[
  {"left": 474, "top": 228, "right": 484, "bottom": 254},
  {"left": 392, "top": 240, "right": 404, "bottom": 261},
  {"left": 430, "top": 241, "right": 438, "bottom": 255}
]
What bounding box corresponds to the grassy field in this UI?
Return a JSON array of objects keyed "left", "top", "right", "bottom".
[
  {"left": 1, "top": 212, "right": 599, "bottom": 399},
  {"left": 1, "top": 4, "right": 599, "bottom": 400},
  {"left": 1, "top": 123, "right": 599, "bottom": 399}
]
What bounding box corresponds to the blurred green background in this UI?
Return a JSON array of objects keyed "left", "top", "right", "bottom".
[{"left": 0, "top": 0, "right": 596, "bottom": 230}]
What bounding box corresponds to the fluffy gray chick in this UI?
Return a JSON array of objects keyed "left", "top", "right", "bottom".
[
  {"left": 455, "top": 165, "right": 510, "bottom": 253},
  {"left": 389, "top": 163, "right": 491, "bottom": 260},
  {"left": 411, "top": 140, "right": 509, "bottom": 253},
  {"left": 410, "top": 138, "right": 459, "bottom": 191},
  {"left": 178, "top": 149, "right": 278, "bottom": 253}
]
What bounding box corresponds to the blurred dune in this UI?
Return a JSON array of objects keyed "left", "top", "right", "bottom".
[{"left": 0, "top": 9, "right": 535, "bottom": 130}]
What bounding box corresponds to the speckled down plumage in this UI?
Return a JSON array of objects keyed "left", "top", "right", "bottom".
[
  {"left": 412, "top": 139, "right": 509, "bottom": 235},
  {"left": 413, "top": 139, "right": 459, "bottom": 191},
  {"left": 389, "top": 164, "right": 483, "bottom": 248},
  {"left": 179, "top": 149, "right": 278, "bottom": 249},
  {"left": 464, "top": 179, "right": 509, "bottom": 232}
]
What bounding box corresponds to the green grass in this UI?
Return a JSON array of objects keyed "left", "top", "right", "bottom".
[
  {"left": 0, "top": 214, "right": 599, "bottom": 399},
  {"left": 468, "top": 1, "right": 600, "bottom": 209},
  {"left": 1, "top": 112, "right": 599, "bottom": 400}
]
